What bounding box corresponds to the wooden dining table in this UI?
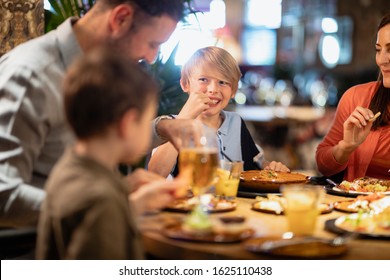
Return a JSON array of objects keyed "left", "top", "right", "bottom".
[{"left": 139, "top": 190, "right": 390, "bottom": 260}]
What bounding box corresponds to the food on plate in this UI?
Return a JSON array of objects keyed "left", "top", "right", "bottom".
[
  {"left": 240, "top": 170, "right": 308, "bottom": 183},
  {"left": 370, "top": 196, "right": 390, "bottom": 214},
  {"left": 216, "top": 216, "right": 248, "bottom": 234},
  {"left": 336, "top": 205, "right": 390, "bottom": 236},
  {"left": 181, "top": 205, "right": 252, "bottom": 237},
  {"left": 335, "top": 195, "right": 390, "bottom": 236},
  {"left": 338, "top": 177, "right": 390, "bottom": 193},
  {"left": 165, "top": 194, "right": 236, "bottom": 212},
  {"left": 252, "top": 194, "right": 332, "bottom": 215},
  {"left": 374, "top": 206, "right": 390, "bottom": 230},
  {"left": 164, "top": 214, "right": 254, "bottom": 242},
  {"left": 334, "top": 193, "right": 385, "bottom": 213},
  {"left": 253, "top": 194, "right": 286, "bottom": 214},
  {"left": 182, "top": 205, "right": 213, "bottom": 234}
]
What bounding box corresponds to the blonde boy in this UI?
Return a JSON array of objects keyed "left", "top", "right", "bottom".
[{"left": 148, "top": 46, "right": 289, "bottom": 177}]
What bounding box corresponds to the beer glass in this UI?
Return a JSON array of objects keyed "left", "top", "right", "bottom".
[{"left": 178, "top": 125, "right": 219, "bottom": 201}]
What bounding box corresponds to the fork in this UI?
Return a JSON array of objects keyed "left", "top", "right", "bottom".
[{"left": 260, "top": 232, "right": 358, "bottom": 251}]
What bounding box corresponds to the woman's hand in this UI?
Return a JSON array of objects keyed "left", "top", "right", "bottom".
[
  {"left": 342, "top": 106, "right": 375, "bottom": 149},
  {"left": 331, "top": 106, "right": 376, "bottom": 165},
  {"left": 178, "top": 92, "right": 211, "bottom": 119},
  {"left": 263, "top": 161, "right": 290, "bottom": 172}
]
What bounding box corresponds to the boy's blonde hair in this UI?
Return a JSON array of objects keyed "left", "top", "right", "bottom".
[{"left": 181, "top": 46, "right": 242, "bottom": 94}]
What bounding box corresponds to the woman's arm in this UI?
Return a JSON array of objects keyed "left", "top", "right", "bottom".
[{"left": 316, "top": 83, "right": 375, "bottom": 176}]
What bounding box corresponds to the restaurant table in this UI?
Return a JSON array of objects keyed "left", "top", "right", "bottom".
[{"left": 139, "top": 192, "right": 390, "bottom": 260}]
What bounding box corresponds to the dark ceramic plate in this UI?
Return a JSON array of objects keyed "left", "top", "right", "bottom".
[
  {"left": 244, "top": 236, "right": 348, "bottom": 258},
  {"left": 325, "top": 217, "right": 390, "bottom": 239},
  {"left": 163, "top": 223, "right": 254, "bottom": 243}
]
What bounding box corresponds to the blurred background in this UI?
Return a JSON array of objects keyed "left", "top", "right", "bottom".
[
  {"left": 154, "top": 0, "right": 390, "bottom": 173},
  {"left": 2, "top": 0, "right": 390, "bottom": 173}
]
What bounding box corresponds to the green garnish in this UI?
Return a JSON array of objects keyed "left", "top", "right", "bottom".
[
  {"left": 184, "top": 204, "right": 213, "bottom": 231},
  {"left": 267, "top": 171, "right": 278, "bottom": 178}
]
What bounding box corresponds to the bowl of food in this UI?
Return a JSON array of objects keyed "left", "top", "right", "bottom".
[{"left": 240, "top": 170, "right": 309, "bottom": 192}]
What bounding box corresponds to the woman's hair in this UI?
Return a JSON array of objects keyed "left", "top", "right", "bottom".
[
  {"left": 180, "top": 46, "right": 242, "bottom": 94},
  {"left": 63, "top": 47, "right": 158, "bottom": 139},
  {"left": 369, "top": 12, "right": 390, "bottom": 129}
]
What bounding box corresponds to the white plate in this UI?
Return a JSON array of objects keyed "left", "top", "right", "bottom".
[{"left": 333, "top": 186, "right": 390, "bottom": 196}]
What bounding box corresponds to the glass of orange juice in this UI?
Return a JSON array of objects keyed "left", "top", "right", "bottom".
[
  {"left": 215, "top": 160, "right": 243, "bottom": 200},
  {"left": 281, "top": 184, "right": 324, "bottom": 236}
]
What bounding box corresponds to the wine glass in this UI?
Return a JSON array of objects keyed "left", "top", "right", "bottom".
[{"left": 178, "top": 125, "right": 219, "bottom": 207}]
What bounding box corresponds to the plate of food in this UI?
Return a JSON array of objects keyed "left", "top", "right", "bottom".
[
  {"left": 331, "top": 210, "right": 390, "bottom": 239},
  {"left": 326, "top": 177, "right": 390, "bottom": 197},
  {"left": 251, "top": 194, "right": 333, "bottom": 215},
  {"left": 164, "top": 195, "right": 237, "bottom": 213},
  {"left": 163, "top": 207, "right": 254, "bottom": 243},
  {"left": 334, "top": 193, "right": 386, "bottom": 213},
  {"left": 240, "top": 170, "right": 309, "bottom": 192}
]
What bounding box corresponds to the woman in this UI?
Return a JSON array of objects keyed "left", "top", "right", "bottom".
[{"left": 316, "top": 13, "right": 390, "bottom": 181}]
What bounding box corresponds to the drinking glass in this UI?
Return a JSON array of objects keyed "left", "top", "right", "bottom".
[
  {"left": 178, "top": 126, "right": 219, "bottom": 201},
  {"left": 215, "top": 160, "right": 243, "bottom": 200},
  {"left": 281, "top": 184, "right": 325, "bottom": 236}
]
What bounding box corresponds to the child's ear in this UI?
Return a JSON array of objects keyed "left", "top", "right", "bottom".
[
  {"left": 118, "top": 109, "right": 138, "bottom": 139},
  {"left": 180, "top": 79, "right": 190, "bottom": 93},
  {"left": 109, "top": 4, "right": 134, "bottom": 38}
]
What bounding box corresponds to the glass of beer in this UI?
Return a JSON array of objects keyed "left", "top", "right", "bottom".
[{"left": 178, "top": 126, "right": 219, "bottom": 199}]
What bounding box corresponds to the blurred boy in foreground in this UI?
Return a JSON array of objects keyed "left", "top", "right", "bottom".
[{"left": 36, "top": 49, "right": 186, "bottom": 259}]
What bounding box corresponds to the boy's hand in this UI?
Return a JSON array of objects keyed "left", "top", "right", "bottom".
[
  {"left": 178, "top": 92, "right": 210, "bottom": 119},
  {"left": 129, "top": 176, "right": 188, "bottom": 216},
  {"left": 125, "top": 168, "right": 165, "bottom": 193},
  {"left": 263, "top": 161, "right": 290, "bottom": 172}
]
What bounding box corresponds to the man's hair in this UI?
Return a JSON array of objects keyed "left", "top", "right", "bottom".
[
  {"left": 181, "top": 46, "right": 242, "bottom": 94},
  {"left": 97, "top": 0, "right": 186, "bottom": 22},
  {"left": 63, "top": 48, "right": 158, "bottom": 139}
]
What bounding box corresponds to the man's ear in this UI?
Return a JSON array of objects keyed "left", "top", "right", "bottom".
[{"left": 108, "top": 4, "right": 135, "bottom": 38}]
